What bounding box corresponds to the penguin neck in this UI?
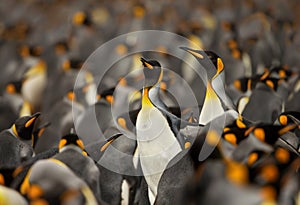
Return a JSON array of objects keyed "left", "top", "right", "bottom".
[
  {"left": 199, "top": 80, "right": 225, "bottom": 124},
  {"left": 59, "top": 144, "right": 83, "bottom": 153},
  {"left": 142, "top": 87, "right": 153, "bottom": 108}
]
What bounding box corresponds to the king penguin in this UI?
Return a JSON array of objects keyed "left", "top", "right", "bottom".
[
  {"left": 19, "top": 158, "right": 98, "bottom": 205},
  {"left": 53, "top": 133, "right": 101, "bottom": 202},
  {"left": 0, "top": 113, "right": 40, "bottom": 168},
  {"left": 136, "top": 58, "right": 182, "bottom": 204},
  {"left": 180, "top": 47, "right": 233, "bottom": 125}
]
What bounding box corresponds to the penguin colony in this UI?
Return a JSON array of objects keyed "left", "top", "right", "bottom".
[{"left": 0, "top": 0, "right": 300, "bottom": 205}]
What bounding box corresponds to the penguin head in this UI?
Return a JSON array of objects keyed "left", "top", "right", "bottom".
[
  {"left": 180, "top": 47, "right": 224, "bottom": 81},
  {"left": 55, "top": 41, "right": 69, "bottom": 55},
  {"left": 62, "top": 58, "right": 83, "bottom": 71},
  {"left": 204, "top": 51, "right": 224, "bottom": 79},
  {"left": 12, "top": 112, "right": 40, "bottom": 140},
  {"left": 141, "top": 57, "right": 162, "bottom": 88},
  {"left": 58, "top": 133, "right": 85, "bottom": 153}
]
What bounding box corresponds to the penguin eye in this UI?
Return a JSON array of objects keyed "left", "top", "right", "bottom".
[{"left": 275, "top": 148, "right": 290, "bottom": 164}]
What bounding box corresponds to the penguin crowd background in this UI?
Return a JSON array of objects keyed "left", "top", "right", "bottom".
[{"left": 1, "top": 0, "right": 300, "bottom": 204}]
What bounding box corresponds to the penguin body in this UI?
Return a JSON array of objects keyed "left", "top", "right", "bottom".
[
  {"left": 156, "top": 110, "right": 239, "bottom": 205},
  {"left": 180, "top": 47, "right": 232, "bottom": 125},
  {"left": 53, "top": 134, "right": 101, "bottom": 201},
  {"left": 0, "top": 131, "right": 33, "bottom": 168},
  {"left": 0, "top": 113, "right": 40, "bottom": 168},
  {"left": 242, "top": 83, "right": 282, "bottom": 123},
  {"left": 20, "top": 159, "right": 98, "bottom": 205},
  {"left": 0, "top": 185, "right": 28, "bottom": 205},
  {"left": 136, "top": 98, "right": 182, "bottom": 197},
  {"left": 136, "top": 58, "right": 182, "bottom": 203}
]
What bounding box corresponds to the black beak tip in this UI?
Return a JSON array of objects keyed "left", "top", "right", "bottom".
[
  {"left": 32, "top": 112, "right": 41, "bottom": 118},
  {"left": 179, "top": 46, "right": 187, "bottom": 50},
  {"left": 140, "top": 57, "right": 147, "bottom": 63},
  {"left": 179, "top": 46, "right": 191, "bottom": 52}
]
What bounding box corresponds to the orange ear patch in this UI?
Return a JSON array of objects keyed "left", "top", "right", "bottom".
[
  {"left": 117, "top": 117, "right": 127, "bottom": 130},
  {"left": 6, "top": 84, "right": 16, "bottom": 94},
  {"left": 76, "top": 139, "right": 85, "bottom": 150},
  {"left": 0, "top": 174, "right": 5, "bottom": 185},
  {"left": 275, "top": 148, "right": 290, "bottom": 164},
  {"left": 59, "top": 139, "right": 67, "bottom": 149},
  {"left": 247, "top": 152, "right": 258, "bottom": 166},
  {"left": 265, "top": 80, "right": 274, "bottom": 89},
  {"left": 67, "top": 92, "right": 75, "bottom": 101},
  {"left": 73, "top": 11, "right": 86, "bottom": 25},
  {"left": 279, "top": 115, "right": 288, "bottom": 125},
  {"left": 233, "top": 80, "right": 241, "bottom": 90},
  {"left": 224, "top": 133, "right": 237, "bottom": 146},
  {"left": 184, "top": 141, "right": 191, "bottom": 149},
  {"left": 105, "top": 95, "right": 114, "bottom": 104},
  {"left": 254, "top": 128, "right": 265, "bottom": 142},
  {"left": 236, "top": 119, "right": 246, "bottom": 128}
]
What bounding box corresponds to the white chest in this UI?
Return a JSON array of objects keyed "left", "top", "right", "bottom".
[{"left": 136, "top": 105, "right": 182, "bottom": 200}]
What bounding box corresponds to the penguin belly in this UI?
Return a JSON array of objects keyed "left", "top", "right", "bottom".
[
  {"left": 21, "top": 74, "right": 46, "bottom": 110},
  {"left": 136, "top": 105, "right": 182, "bottom": 202}
]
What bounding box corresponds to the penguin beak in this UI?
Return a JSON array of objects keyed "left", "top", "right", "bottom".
[
  {"left": 140, "top": 58, "right": 153, "bottom": 69},
  {"left": 100, "top": 133, "right": 123, "bottom": 152},
  {"left": 179, "top": 46, "right": 204, "bottom": 59},
  {"left": 25, "top": 112, "right": 41, "bottom": 128}
]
